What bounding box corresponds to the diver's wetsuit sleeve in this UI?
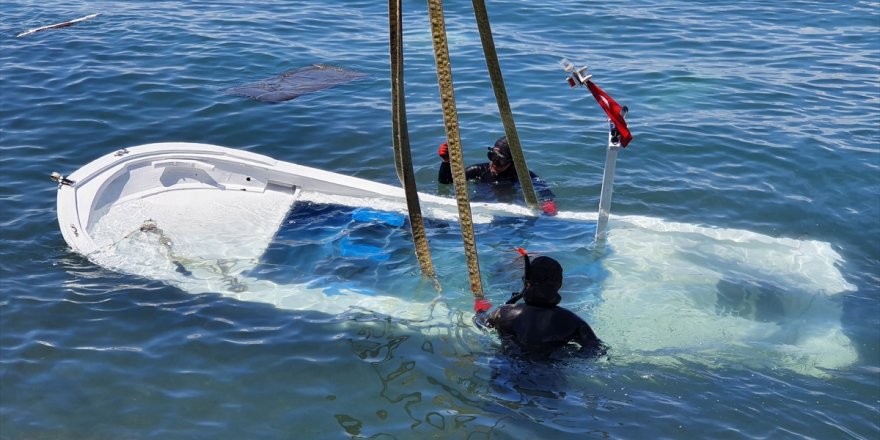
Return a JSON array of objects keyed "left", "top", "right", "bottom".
[
  {"left": 466, "top": 163, "right": 491, "bottom": 181},
  {"left": 438, "top": 162, "right": 491, "bottom": 184},
  {"left": 528, "top": 171, "right": 556, "bottom": 201},
  {"left": 438, "top": 161, "right": 452, "bottom": 184},
  {"left": 573, "top": 321, "right": 601, "bottom": 349},
  {"left": 484, "top": 308, "right": 501, "bottom": 329},
  {"left": 555, "top": 307, "right": 600, "bottom": 349}
]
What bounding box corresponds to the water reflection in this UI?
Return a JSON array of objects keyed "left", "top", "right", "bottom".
[{"left": 342, "top": 309, "right": 617, "bottom": 438}]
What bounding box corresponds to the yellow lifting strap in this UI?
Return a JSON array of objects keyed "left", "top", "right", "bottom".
[
  {"left": 389, "top": 0, "right": 438, "bottom": 283},
  {"left": 426, "top": 0, "right": 485, "bottom": 298},
  {"left": 471, "top": 0, "right": 539, "bottom": 209}
]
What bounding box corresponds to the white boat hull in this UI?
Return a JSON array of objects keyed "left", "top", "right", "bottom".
[
  {"left": 57, "top": 142, "right": 537, "bottom": 257},
  {"left": 55, "top": 142, "right": 859, "bottom": 376}
]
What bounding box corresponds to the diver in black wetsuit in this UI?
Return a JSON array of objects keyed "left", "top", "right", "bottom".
[
  {"left": 478, "top": 255, "right": 605, "bottom": 359},
  {"left": 437, "top": 136, "right": 558, "bottom": 216}
]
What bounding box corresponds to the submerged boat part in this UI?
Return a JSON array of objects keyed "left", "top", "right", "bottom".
[{"left": 225, "top": 64, "right": 365, "bottom": 103}]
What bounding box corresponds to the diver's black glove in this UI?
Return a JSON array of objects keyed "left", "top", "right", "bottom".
[{"left": 438, "top": 142, "right": 449, "bottom": 162}]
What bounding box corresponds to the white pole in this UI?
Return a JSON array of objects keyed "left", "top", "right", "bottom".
[
  {"left": 596, "top": 130, "right": 619, "bottom": 247},
  {"left": 560, "top": 59, "right": 625, "bottom": 249}
]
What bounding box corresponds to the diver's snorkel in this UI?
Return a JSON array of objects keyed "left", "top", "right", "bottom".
[{"left": 506, "top": 247, "right": 530, "bottom": 304}]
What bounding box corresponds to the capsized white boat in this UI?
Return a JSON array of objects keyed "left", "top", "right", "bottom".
[
  {"left": 53, "top": 142, "right": 540, "bottom": 319},
  {"left": 54, "top": 142, "right": 859, "bottom": 376},
  {"left": 56, "top": 142, "right": 538, "bottom": 257}
]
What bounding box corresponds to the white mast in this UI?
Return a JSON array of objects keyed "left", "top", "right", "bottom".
[{"left": 561, "top": 59, "right": 628, "bottom": 248}]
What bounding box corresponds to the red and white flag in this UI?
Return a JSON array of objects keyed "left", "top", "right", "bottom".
[{"left": 586, "top": 81, "right": 632, "bottom": 147}]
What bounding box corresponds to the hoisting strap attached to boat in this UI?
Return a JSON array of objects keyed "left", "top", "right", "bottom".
[
  {"left": 389, "top": 0, "right": 438, "bottom": 285},
  {"left": 426, "top": 0, "right": 485, "bottom": 299},
  {"left": 471, "top": 0, "right": 539, "bottom": 210},
  {"left": 390, "top": 0, "right": 405, "bottom": 185}
]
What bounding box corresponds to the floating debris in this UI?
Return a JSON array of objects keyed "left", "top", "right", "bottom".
[
  {"left": 225, "top": 64, "right": 365, "bottom": 103},
  {"left": 16, "top": 13, "right": 101, "bottom": 38}
]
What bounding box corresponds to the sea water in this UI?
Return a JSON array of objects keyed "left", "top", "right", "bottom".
[{"left": 1, "top": 1, "right": 878, "bottom": 439}]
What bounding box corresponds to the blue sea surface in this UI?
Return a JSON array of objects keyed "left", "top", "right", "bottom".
[{"left": 1, "top": 1, "right": 878, "bottom": 439}]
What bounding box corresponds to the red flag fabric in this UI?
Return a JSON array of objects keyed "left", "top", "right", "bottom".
[{"left": 586, "top": 81, "right": 632, "bottom": 147}]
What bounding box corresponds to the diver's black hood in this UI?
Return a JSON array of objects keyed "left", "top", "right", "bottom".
[
  {"left": 493, "top": 136, "right": 511, "bottom": 159},
  {"left": 522, "top": 256, "right": 562, "bottom": 308}
]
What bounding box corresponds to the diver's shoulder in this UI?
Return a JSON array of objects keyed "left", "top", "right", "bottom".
[{"left": 553, "top": 306, "right": 589, "bottom": 321}]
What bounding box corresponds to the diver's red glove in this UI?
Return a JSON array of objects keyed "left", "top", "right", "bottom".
[
  {"left": 474, "top": 298, "right": 492, "bottom": 313},
  {"left": 438, "top": 142, "right": 449, "bottom": 162},
  {"left": 541, "top": 200, "right": 558, "bottom": 216}
]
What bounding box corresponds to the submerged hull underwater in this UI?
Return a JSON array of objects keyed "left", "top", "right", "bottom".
[{"left": 55, "top": 142, "right": 858, "bottom": 376}]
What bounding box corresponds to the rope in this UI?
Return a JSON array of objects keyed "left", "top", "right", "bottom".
[
  {"left": 426, "top": 0, "right": 484, "bottom": 298},
  {"left": 471, "top": 0, "right": 539, "bottom": 209},
  {"left": 389, "top": 0, "right": 438, "bottom": 284}
]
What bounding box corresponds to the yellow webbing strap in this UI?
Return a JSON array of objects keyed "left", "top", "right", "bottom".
[
  {"left": 426, "top": 0, "right": 485, "bottom": 298},
  {"left": 390, "top": 0, "right": 404, "bottom": 186},
  {"left": 471, "top": 0, "right": 539, "bottom": 209},
  {"left": 390, "top": 0, "right": 437, "bottom": 282}
]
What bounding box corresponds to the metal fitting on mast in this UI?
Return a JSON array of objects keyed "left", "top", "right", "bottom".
[{"left": 560, "top": 58, "right": 592, "bottom": 87}]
